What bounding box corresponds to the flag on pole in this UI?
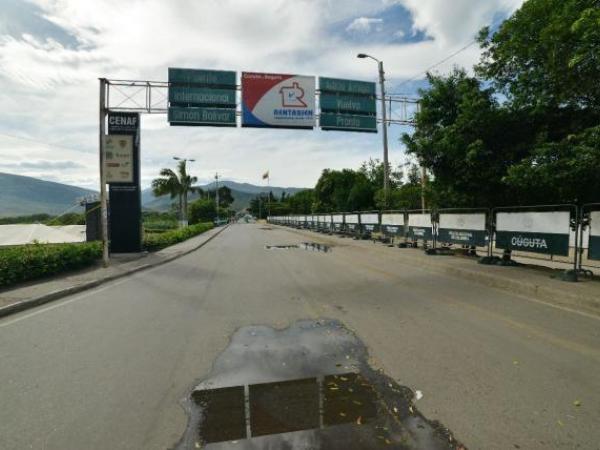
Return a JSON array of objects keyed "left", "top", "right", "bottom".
[{"left": 262, "top": 171, "right": 269, "bottom": 180}]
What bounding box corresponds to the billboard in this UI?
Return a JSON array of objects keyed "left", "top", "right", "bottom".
[
  {"left": 495, "top": 211, "right": 570, "bottom": 255},
  {"left": 438, "top": 212, "right": 487, "bottom": 247},
  {"left": 242, "top": 72, "right": 315, "bottom": 129},
  {"left": 104, "top": 135, "right": 133, "bottom": 183}
]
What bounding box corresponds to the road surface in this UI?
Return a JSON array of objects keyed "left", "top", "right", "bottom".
[{"left": 1, "top": 224, "right": 599, "bottom": 449}]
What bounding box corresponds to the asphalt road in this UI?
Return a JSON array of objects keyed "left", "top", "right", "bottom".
[{"left": 1, "top": 223, "right": 599, "bottom": 449}]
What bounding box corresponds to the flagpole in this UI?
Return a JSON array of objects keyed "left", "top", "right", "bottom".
[{"left": 267, "top": 171, "right": 270, "bottom": 219}]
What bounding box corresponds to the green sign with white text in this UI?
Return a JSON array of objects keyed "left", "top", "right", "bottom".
[
  {"left": 320, "top": 113, "right": 377, "bottom": 132},
  {"left": 168, "top": 107, "right": 236, "bottom": 127},
  {"left": 319, "top": 77, "right": 376, "bottom": 96},
  {"left": 169, "top": 86, "right": 236, "bottom": 107},
  {"left": 320, "top": 93, "right": 376, "bottom": 115},
  {"left": 168, "top": 68, "right": 237, "bottom": 127},
  {"left": 168, "top": 68, "right": 236, "bottom": 87},
  {"left": 319, "top": 77, "right": 377, "bottom": 133}
]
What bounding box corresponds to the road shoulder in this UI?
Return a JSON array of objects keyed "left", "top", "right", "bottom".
[{"left": 0, "top": 225, "right": 228, "bottom": 318}]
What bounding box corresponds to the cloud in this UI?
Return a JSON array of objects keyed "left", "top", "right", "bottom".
[
  {"left": 399, "top": 0, "right": 524, "bottom": 46},
  {"left": 0, "top": 0, "right": 525, "bottom": 191},
  {"left": 346, "top": 17, "right": 384, "bottom": 33}
]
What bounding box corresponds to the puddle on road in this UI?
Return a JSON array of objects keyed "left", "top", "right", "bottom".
[
  {"left": 174, "top": 320, "right": 465, "bottom": 450},
  {"left": 264, "top": 243, "right": 331, "bottom": 253}
]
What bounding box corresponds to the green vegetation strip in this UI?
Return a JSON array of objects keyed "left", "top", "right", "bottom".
[
  {"left": 143, "top": 222, "right": 214, "bottom": 251},
  {"left": 0, "top": 242, "right": 102, "bottom": 288}
]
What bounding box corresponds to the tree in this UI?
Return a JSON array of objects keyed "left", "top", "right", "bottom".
[
  {"left": 207, "top": 186, "right": 234, "bottom": 208},
  {"left": 477, "top": 0, "right": 600, "bottom": 111},
  {"left": 402, "top": 69, "right": 534, "bottom": 207},
  {"left": 151, "top": 160, "right": 198, "bottom": 226},
  {"left": 188, "top": 198, "right": 216, "bottom": 224},
  {"left": 475, "top": 0, "right": 600, "bottom": 205}
]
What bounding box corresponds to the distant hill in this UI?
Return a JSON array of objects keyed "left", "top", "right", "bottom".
[
  {"left": 142, "top": 180, "right": 305, "bottom": 212},
  {"left": 0, "top": 173, "right": 96, "bottom": 218},
  {"left": 0, "top": 172, "right": 305, "bottom": 217}
]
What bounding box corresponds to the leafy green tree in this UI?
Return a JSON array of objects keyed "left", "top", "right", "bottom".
[
  {"left": 287, "top": 189, "right": 314, "bottom": 214},
  {"left": 402, "top": 69, "right": 534, "bottom": 207},
  {"left": 503, "top": 125, "right": 600, "bottom": 204},
  {"left": 477, "top": 0, "right": 600, "bottom": 110},
  {"left": 151, "top": 160, "right": 198, "bottom": 225},
  {"left": 207, "top": 186, "right": 234, "bottom": 208},
  {"left": 188, "top": 198, "right": 216, "bottom": 224}
]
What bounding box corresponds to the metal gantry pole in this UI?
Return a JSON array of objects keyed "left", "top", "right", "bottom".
[
  {"left": 99, "top": 78, "right": 109, "bottom": 267},
  {"left": 378, "top": 60, "right": 390, "bottom": 206}
]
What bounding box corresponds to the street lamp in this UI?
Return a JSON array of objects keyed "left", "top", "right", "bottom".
[
  {"left": 357, "top": 53, "right": 389, "bottom": 206},
  {"left": 173, "top": 156, "right": 195, "bottom": 163}
]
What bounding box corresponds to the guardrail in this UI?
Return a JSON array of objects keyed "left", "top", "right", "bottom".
[{"left": 268, "top": 203, "right": 600, "bottom": 281}]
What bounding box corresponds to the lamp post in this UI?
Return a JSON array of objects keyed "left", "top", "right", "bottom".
[{"left": 357, "top": 53, "right": 389, "bottom": 206}]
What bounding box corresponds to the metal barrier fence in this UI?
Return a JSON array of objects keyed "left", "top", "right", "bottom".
[{"left": 267, "top": 203, "right": 598, "bottom": 279}]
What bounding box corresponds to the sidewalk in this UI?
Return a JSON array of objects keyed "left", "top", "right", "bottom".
[
  {"left": 286, "top": 227, "right": 600, "bottom": 317},
  {"left": 0, "top": 226, "right": 227, "bottom": 318}
]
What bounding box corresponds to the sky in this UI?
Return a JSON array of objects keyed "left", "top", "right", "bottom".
[{"left": 0, "top": 0, "right": 524, "bottom": 190}]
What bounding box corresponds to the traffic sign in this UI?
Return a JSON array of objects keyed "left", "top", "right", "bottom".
[
  {"left": 169, "top": 86, "right": 236, "bottom": 107},
  {"left": 319, "top": 77, "right": 376, "bottom": 96},
  {"left": 168, "top": 107, "right": 236, "bottom": 126},
  {"left": 320, "top": 113, "right": 377, "bottom": 132},
  {"left": 320, "top": 93, "right": 376, "bottom": 115},
  {"left": 168, "top": 68, "right": 236, "bottom": 87},
  {"left": 318, "top": 77, "right": 377, "bottom": 133},
  {"left": 168, "top": 68, "right": 237, "bottom": 127}
]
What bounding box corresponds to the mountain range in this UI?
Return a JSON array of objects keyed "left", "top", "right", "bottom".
[{"left": 0, "top": 172, "right": 305, "bottom": 217}]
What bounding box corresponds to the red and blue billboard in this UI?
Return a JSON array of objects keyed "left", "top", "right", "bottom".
[{"left": 242, "top": 72, "right": 315, "bottom": 129}]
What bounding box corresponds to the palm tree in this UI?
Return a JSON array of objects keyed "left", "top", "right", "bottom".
[{"left": 151, "top": 160, "right": 198, "bottom": 226}]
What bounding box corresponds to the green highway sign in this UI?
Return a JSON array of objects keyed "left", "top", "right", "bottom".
[
  {"left": 169, "top": 68, "right": 236, "bottom": 87},
  {"left": 319, "top": 77, "right": 376, "bottom": 96},
  {"left": 320, "top": 113, "right": 377, "bottom": 132},
  {"left": 169, "top": 86, "right": 236, "bottom": 107},
  {"left": 168, "top": 107, "right": 236, "bottom": 127},
  {"left": 320, "top": 93, "right": 376, "bottom": 115}
]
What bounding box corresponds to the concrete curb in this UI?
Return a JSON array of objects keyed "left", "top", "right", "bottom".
[
  {"left": 284, "top": 227, "right": 600, "bottom": 317},
  {"left": 0, "top": 225, "right": 229, "bottom": 319}
]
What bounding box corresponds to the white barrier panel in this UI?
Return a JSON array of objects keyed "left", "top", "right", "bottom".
[
  {"left": 407, "top": 213, "right": 433, "bottom": 240},
  {"left": 332, "top": 214, "right": 344, "bottom": 223},
  {"left": 360, "top": 213, "right": 379, "bottom": 224},
  {"left": 360, "top": 213, "right": 379, "bottom": 232},
  {"left": 438, "top": 213, "right": 487, "bottom": 246},
  {"left": 590, "top": 211, "right": 600, "bottom": 260},
  {"left": 381, "top": 213, "right": 405, "bottom": 235},
  {"left": 495, "top": 211, "right": 570, "bottom": 255},
  {"left": 345, "top": 214, "right": 359, "bottom": 224},
  {"left": 345, "top": 213, "right": 359, "bottom": 232}
]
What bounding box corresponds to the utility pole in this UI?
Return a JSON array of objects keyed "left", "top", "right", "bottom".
[
  {"left": 215, "top": 172, "right": 219, "bottom": 224},
  {"left": 99, "top": 78, "right": 109, "bottom": 267},
  {"left": 357, "top": 53, "right": 389, "bottom": 206},
  {"left": 421, "top": 164, "right": 427, "bottom": 212}
]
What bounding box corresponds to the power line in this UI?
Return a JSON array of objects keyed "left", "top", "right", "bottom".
[
  {"left": 388, "top": 40, "right": 478, "bottom": 95},
  {"left": 0, "top": 132, "right": 91, "bottom": 154}
]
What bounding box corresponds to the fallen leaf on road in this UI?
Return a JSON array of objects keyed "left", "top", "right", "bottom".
[{"left": 573, "top": 400, "right": 581, "bottom": 407}]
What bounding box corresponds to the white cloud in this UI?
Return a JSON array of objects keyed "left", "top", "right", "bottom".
[
  {"left": 346, "top": 17, "right": 384, "bottom": 33},
  {"left": 399, "top": 0, "right": 524, "bottom": 46},
  {"left": 0, "top": 0, "right": 525, "bottom": 190}
]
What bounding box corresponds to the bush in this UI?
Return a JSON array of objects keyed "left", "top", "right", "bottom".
[
  {"left": 143, "top": 222, "right": 213, "bottom": 251},
  {"left": 0, "top": 241, "right": 102, "bottom": 288}
]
